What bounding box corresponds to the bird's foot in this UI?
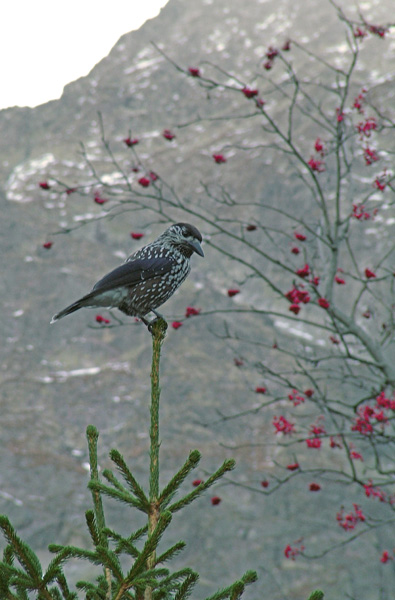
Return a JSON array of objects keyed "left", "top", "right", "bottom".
[
  {"left": 137, "top": 316, "right": 151, "bottom": 327},
  {"left": 152, "top": 309, "right": 165, "bottom": 320},
  {"left": 147, "top": 316, "right": 168, "bottom": 336}
]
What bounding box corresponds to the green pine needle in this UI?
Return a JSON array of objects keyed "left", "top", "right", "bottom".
[
  {"left": 48, "top": 544, "right": 100, "bottom": 564},
  {"left": 102, "top": 468, "right": 129, "bottom": 493},
  {"left": 107, "top": 524, "right": 148, "bottom": 557},
  {"left": 3, "top": 544, "right": 14, "bottom": 565},
  {"left": 103, "top": 528, "right": 140, "bottom": 558},
  {"left": 95, "top": 545, "right": 123, "bottom": 581},
  {"left": 173, "top": 571, "right": 199, "bottom": 600},
  {"left": 204, "top": 570, "right": 258, "bottom": 600},
  {"left": 167, "top": 458, "right": 236, "bottom": 513},
  {"left": 230, "top": 581, "right": 245, "bottom": 600},
  {"left": 159, "top": 450, "right": 202, "bottom": 507},
  {"left": 156, "top": 541, "right": 186, "bottom": 565},
  {"left": 85, "top": 510, "right": 101, "bottom": 547},
  {"left": 88, "top": 480, "right": 146, "bottom": 512},
  {"left": 86, "top": 426, "right": 108, "bottom": 550},
  {"left": 125, "top": 512, "right": 172, "bottom": 583},
  {"left": 0, "top": 516, "right": 42, "bottom": 581},
  {"left": 241, "top": 571, "right": 258, "bottom": 585},
  {"left": 109, "top": 449, "right": 149, "bottom": 509}
]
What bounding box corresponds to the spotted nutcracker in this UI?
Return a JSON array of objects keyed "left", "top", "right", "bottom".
[{"left": 50, "top": 223, "right": 204, "bottom": 326}]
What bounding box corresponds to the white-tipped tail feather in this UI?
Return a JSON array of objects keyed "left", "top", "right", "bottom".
[{"left": 50, "top": 298, "right": 90, "bottom": 324}]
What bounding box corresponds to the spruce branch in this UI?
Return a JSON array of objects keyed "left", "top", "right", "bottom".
[
  {"left": 102, "top": 468, "right": 130, "bottom": 492},
  {"left": 131, "top": 565, "right": 170, "bottom": 586},
  {"left": 48, "top": 544, "right": 101, "bottom": 564},
  {"left": 158, "top": 450, "right": 201, "bottom": 507},
  {"left": 85, "top": 509, "right": 101, "bottom": 547},
  {"left": 204, "top": 570, "right": 258, "bottom": 600},
  {"left": 108, "top": 524, "right": 148, "bottom": 556},
  {"left": 168, "top": 458, "right": 236, "bottom": 513},
  {"left": 150, "top": 568, "right": 198, "bottom": 600},
  {"left": 103, "top": 528, "right": 141, "bottom": 558},
  {"left": 54, "top": 572, "right": 77, "bottom": 600},
  {"left": 48, "top": 588, "right": 64, "bottom": 600},
  {"left": 149, "top": 317, "right": 168, "bottom": 502},
  {"left": 108, "top": 450, "right": 150, "bottom": 510},
  {"left": 173, "top": 571, "right": 199, "bottom": 600},
  {"left": 156, "top": 566, "right": 197, "bottom": 586},
  {"left": 88, "top": 479, "right": 147, "bottom": 512},
  {"left": 0, "top": 516, "right": 42, "bottom": 581},
  {"left": 229, "top": 582, "right": 244, "bottom": 600},
  {"left": 86, "top": 426, "right": 108, "bottom": 548},
  {"left": 128, "top": 512, "right": 173, "bottom": 581},
  {"left": 143, "top": 317, "right": 168, "bottom": 600},
  {"left": 76, "top": 578, "right": 120, "bottom": 599},
  {"left": 3, "top": 544, "right": 14, "bottom": 565},
  {"left": 155, "top": 541, "right": 186, "bottom": 565},
  {"left": 95, "top": 545, "right": 124, "bottom": 581}
]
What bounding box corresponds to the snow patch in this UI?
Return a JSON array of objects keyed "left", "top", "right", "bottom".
[
  {"left": 6, "top": 153, "right": 56, "bottom": 202},
  {"left": 0, "top": 490, "right": 23, "bottom": 507},
  {"left": 275, "top": 319, "right": 326, "bottom": 346}
]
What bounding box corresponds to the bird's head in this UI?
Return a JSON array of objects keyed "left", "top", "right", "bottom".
[{"left": 163, "top": 223, "right": 204, "bottom": 258}]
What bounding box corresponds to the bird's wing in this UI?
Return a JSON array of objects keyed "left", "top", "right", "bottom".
[{"left": 91, "top": 256, "right": 174, "bottom": 295}]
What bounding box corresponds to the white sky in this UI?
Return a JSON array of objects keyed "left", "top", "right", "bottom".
[{"left": 0, "top": 1, "right": 169, "bottom": 109}]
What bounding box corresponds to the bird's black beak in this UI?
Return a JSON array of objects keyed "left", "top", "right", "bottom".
[{"left": 189, "top": 239, "right": 204, "bottom": 257}]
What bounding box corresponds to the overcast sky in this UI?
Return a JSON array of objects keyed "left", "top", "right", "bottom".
[{"left": 1, "top": 1, "right": 168, "bottom": 110}]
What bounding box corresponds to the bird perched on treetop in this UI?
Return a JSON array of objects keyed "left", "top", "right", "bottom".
[{"left": 50, "top": 222, "right": 204, "bottom": 327}]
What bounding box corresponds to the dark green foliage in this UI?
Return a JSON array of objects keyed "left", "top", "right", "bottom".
[
  {"left": 307, "top": 592, "right": 324, "bottom": 600},
  {"left": 204, "top": 571, "right": 258, "bottom": 600},
  {"left": 0, "top": 428, "right": 254, "bottom": 599},
  {"left": 107, "top": 449, "right": 149, "bottom": 509},
  {"left": 0, "top": 323, "right": 259, "bottom": 599},
  {"left": 158, "top": 450, "right": 201, "bottom": 508},
  {"left": 0, "top": 516, "right": 78, "bottom": 599}
]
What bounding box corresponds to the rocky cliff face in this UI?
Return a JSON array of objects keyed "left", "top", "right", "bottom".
[{"left": 1, "top": 0, "right": 394, "bottom": 598}]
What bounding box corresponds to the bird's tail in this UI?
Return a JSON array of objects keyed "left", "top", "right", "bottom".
[{"left": 50, "top": 297, "right": 91, "bottom": 324}]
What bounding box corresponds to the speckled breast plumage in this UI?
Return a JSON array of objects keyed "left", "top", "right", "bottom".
[{"left": 117, "top": 245, "right": 191, "bottom": 317}]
